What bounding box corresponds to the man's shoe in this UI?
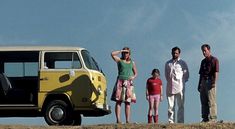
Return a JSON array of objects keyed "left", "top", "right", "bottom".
[
  {"left": 201, "top": 118, "right": 209, "bottom": 123},
  {"left": 208, "top": 119, "right": 217, "bottom": 123}
]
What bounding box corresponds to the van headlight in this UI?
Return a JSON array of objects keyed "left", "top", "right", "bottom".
[{"left": 97, "top": 87, "right": 103, "bottom": 95}]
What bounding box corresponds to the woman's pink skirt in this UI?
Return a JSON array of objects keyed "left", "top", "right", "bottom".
[{"left": 111, "top": 79, "right": 136, "bottom": 103}]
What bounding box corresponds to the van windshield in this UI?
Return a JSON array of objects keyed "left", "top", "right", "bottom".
[{"left": 81, "top": 50, "right": 102, "bottom": 73}]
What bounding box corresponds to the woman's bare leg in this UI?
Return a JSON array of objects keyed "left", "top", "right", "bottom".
[
  {"left": 125, "top": 102, "right": 131, "bottom": 123},
  {"left": 115, "top": 102, "right": 122, "bottom": 123}
]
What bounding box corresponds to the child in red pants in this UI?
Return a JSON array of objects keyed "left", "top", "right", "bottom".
[{"left": 146, "top": 69, "right": 163, "bottom": 123}]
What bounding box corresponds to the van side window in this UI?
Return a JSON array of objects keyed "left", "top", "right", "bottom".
[
  {"left": 44, "top": 52, "right": 82, "bottom": 69},
  {"left": 0, "top": 51, "right": 39, "bottom": 77},
  {"left": 5, "top": 62, "right": 38, "bottom": 77}
]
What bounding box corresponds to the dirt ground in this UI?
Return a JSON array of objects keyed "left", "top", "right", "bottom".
[{"left": 0, "top": 123, "right": 235, "bottom": 129}]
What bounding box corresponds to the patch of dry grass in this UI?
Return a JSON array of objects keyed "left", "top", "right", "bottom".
[{"left": 0, "top": 123, "right": 235, "bottom": 129}]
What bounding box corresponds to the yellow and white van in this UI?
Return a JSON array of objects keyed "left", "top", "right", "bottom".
[{"left": 0, "top": 46, "right": 111, "bottom": 125}]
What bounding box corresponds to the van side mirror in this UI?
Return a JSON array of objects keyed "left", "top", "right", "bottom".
[{"left": 69, "top": 70, "right": 75, "bottom": 77}]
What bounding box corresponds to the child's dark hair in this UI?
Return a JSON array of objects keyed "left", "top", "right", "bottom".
[{"left": 152, "top": 69, "right": 160, "bottom": 75}]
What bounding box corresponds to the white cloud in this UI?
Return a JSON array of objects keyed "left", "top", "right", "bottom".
[
  {"left": 117, "top": 1, "right": 169, "bottom": 36},
  {"left": 205, "top": 10, "right": 235, "bottom": 63},
  {"left": 183, "top": 7, "right": 235, "bottom": 63}
]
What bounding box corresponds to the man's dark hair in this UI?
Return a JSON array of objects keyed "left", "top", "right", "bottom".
[
  {"left": 201, "top": 44, "right": 211, "bottom": 50},
  {"left": 172, "top": 46, "right": 181, "bottom": 53}
]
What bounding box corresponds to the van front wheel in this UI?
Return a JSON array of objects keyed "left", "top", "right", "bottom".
[
  {"left": 72, "top": 114, "right": 82, "bottom": 125},
  {"left": 44, "top": 100, "right": 71, "bottom": 125}
]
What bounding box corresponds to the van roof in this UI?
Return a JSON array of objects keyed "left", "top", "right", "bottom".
[{"left": 0, "top": 46, "right": 85, "bottom": 51}]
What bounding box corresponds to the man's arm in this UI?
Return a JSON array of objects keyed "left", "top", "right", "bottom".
[
  {"left": 198, "top": 75, "right": 202, "bottom": 92},
  {"left": 183, "top": 61, "right": 189, "bottom": 82},
  {"left": 212, "top": 58, "right": 219, "bottom": 88},
  {"left": 165, "top": 62, "right": 169, "bottom": 82}
]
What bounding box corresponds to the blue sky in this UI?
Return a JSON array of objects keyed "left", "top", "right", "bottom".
[{"left": 0, "top": 0, "right": 235, "bottom": 125}]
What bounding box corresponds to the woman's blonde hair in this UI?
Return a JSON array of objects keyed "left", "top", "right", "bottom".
[{"left": 121, "top": 47, "right": 131, "bottom": 61}]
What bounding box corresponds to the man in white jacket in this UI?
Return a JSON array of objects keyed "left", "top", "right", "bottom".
[{"left": 165, "top": 46, "right": 189, "bottom": 123}]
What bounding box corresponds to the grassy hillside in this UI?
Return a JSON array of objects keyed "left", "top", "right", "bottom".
[{"left": 0, "top": 123, "right": 234, "bottom": 129}]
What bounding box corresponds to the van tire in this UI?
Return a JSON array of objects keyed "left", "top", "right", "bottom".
[
  {"left": 44, "top": 100, "right": 72, "bottom": 125},
  {"left": 65, "top": 114, "right": 82, "bottom": 125},
  {"left": 72, "top": 114, "right": 82, "bottom": 125}
]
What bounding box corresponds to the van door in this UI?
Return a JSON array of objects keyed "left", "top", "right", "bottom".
[
  {"left": 0, "top": 51, "right": 39, "bottom": 105},
  {"left": 39, "top": 51, "right": 92, "bottom": 108},
  {"left": 81, "top": 50, "right": 107, "bottom": 107}
]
